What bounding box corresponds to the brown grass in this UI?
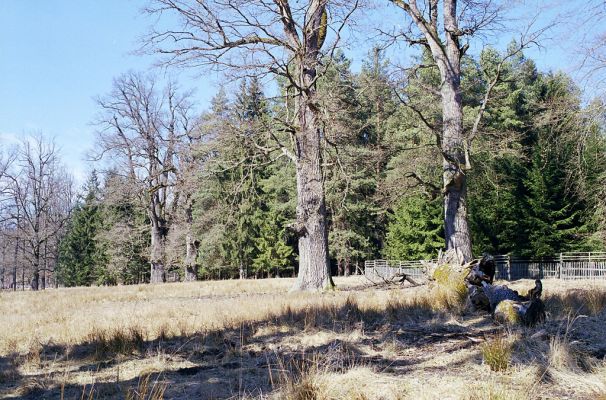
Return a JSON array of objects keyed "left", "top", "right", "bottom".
[{"left": 0, "top": 277, "right": 605, "bottom": 399}]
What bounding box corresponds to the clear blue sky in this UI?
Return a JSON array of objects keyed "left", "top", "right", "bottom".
[
  {"left": 0, "top": 0, "right": 218, "bottom": 183},
  {"left": 0, "top": 1, "right": 585, "bottom": 185}
]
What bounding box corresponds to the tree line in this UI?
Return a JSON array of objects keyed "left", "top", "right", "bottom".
[{"left": 1, "top": 0, "right": 605, "bottom": 290}]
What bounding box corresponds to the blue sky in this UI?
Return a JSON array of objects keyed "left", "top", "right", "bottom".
[
  {"left": 0, "top": 1, "right": 590, "bottom": 185},
  {"left": 0, "top": 0, "right": 219, "bottom": 182}
]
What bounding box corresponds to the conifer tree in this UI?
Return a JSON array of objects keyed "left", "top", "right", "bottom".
[
  {"left": 383, "top": 195, "right": 443, "bottom": 260},
  {"left": 57, "top": 172, "right": 105, "bottom": 286}
]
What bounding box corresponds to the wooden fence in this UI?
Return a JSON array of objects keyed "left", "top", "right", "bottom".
[
  {"left": 364, "top": 260, "right": 429, "bottom": 282},
  {"left": 495, "top": 253, "right": 606, "bottom": 280},
  {"left": 365, "top": 252, "right": 606, "bottom": 281}
]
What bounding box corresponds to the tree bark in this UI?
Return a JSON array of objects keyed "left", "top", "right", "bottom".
[
  {"left": 291, "top": 50, "right": 334, "bottom": 291},
  {"left": 30, "top": 268, "right": 39, "bottom": 291},
  {"left": 184, "top": 233, "right": 198, "bottom": 281},
  {"left": 150, "top": 224, "right": 166, "bottom": 283},
  {"left": 12, "top": 241, "right": 17, "bottom": 291},
  {"left": 441, "top": 81, "right": 472, "bottom": 262}
]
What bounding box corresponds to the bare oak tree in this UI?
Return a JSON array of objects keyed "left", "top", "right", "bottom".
[
  {"left": 144, "top": 0, "right": 360, "bottom": 290},
  {"left": 387, "top": 0, "right": 544, "bottom": 262},
  {"left": 94, "top": 72, "right": 194, "bottom": 283}
]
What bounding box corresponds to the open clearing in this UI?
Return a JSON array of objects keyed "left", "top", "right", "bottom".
[{"left": 0, "top": 277, "right": 605, "bottom": 399}]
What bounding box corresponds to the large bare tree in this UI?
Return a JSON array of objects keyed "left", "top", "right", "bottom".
[
  {"left": 94, "top": 72, "right": 194, "bottom": 283},
  {"left": 144, "top": 0, "right": 360, "bottom": 290},
  {"left": 387, "top": 0, "right": 544, "bottom": 262}
]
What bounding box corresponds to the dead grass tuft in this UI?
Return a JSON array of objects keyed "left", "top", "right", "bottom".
[
  {"left": 481, "top": 336, "right": 512, "bottom": 372},
  {"left": 125, "top": 373, "right": 167, "bottom": 400},
  {"left": 87, "top": 326, "right": 146, "bottom": 360},
  {"left": 544, "top": 286, "right": 606, "bottom": 317},
  {"left": 585, "top": 287, "right": 606, "bottom": 315}
]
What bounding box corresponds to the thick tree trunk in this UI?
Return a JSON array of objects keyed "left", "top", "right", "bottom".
[
  {"left": 184, "top": 233, "right": 198, "bottom": 281},
  {"left": 441, "top": 82, "right": 472, "bottom": 262},
  {"left": 31, "top": 269, "right": 39, "bottom": 291},
  {"left": 150, "top": 224, "right": 166, "bottom": 283},
  {"left": 436, "top": 0, "right": 473, "bottom": 263},
  {"left": 291, "top": 65, "right": 333, "bottom": 291}
]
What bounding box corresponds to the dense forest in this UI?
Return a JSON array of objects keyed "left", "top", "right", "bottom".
[{"left": 1, "top": 1, "right": 606, "bottom": 290}]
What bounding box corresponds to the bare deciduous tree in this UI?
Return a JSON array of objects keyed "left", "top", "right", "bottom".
[
  {"left": 5, "top": 136, "right": 73, "bottom": 290},
  {"left": 387, "top": 0, "right": 545, "bottom": 262},
  {"left": 143, "top": 0, "right": 361, "bottom": 290},
  {"left": 94, "top": 73, "right": 194, "bottom": 283}
]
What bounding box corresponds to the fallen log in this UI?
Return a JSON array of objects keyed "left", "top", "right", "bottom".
[{"left": 426, "top": 251, "right": 546, "bottom": 326}]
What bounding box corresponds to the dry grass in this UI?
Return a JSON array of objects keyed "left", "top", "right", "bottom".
[
  {"left": 481, "top": 336, "right": 512, "bottom": 372},
  {"left": 0, "top": 277, "right": 605, "bottom": 399},
  {"left": 125, "top": 373, "right": 167, "bottom": 400}
]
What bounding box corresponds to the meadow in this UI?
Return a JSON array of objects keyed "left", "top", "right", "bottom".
[{"left": 0, "top": 277, "right": 605, "bottom": 399}]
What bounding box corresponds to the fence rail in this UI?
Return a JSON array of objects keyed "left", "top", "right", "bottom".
[
  {"left": 365, "top": 252, "right": 606, "bottom": 281},
  {"left": 364, "top": 259, "right": 428, "bottom": 282}
]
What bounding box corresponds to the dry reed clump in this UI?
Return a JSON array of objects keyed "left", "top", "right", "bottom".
[
  {"left": 481, "top": 336, "right": 512, "bottom": 372},
  {"left": 429, "top": 282, "right": 467, "bottom": 314},
  {"left": 87, "top": 326, "right": 146, "bottom": 360},
  {"left": 125, "top": 373, "right": 167, "bottom": 400},
  {"left": 547, "top": 334, "right": 594, "bottom": 373},
  {"left": 429, "top": 264, "right": 469, "bottom": 313},
  {"left": 584, "top": 287, "right": 606, "bottom": 315},
  {"left": 544, "top": 286, "right": 606, "bottom": 317}
]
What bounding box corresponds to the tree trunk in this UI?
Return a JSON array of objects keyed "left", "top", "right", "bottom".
[
  {"left": 150, "top": 224, "right": 166, "bottom": 283},
  {"left": 12, "top": 237, "right": 17, "bottom": 291},
  {"left": 184, "top": 234, "right": 198, "bottom": 281},
  {"left": 437, "top": 0, "right": 473, "bottom": 263},
  {"left": 441, "top": 81, "right": 472, "bottom": 262},
  {"left": 291, "top": 62, "right": 334, "bottom": 291},
  {"left": 31, "top": 268, "right": 39, "bottom": 291},
  {"left": 41, "top": 242, "right": 47, "bottom": 290}
]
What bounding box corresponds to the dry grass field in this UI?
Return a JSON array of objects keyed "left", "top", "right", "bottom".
[{"left": 0, "top": 276, "right": 605, "bottom": 399}]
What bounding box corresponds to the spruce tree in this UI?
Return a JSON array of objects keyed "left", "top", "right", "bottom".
[
  {"left": 383, "top": 195, "right": 443, "bottom": 260},
  {"left": 57, "top": 172, "right": 105, "bottom": 286}
]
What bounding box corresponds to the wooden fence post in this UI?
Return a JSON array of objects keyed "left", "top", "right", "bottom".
[
  {"left": 507, "top": 254, "right": 511, "bottom": 281},
  {"left": 558, "top": 253, "right": 563, "bottom": 279}
]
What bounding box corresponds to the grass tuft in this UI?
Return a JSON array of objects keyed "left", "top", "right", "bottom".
[
  {"left": 87, "top": 326, "right": 146, "bottom": 360},
  {"left": 481, "top": 336, "right": 511, "bottom": 372},
  {"left": 125, "top": 373, "right": 167, "bottom": 400}
]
